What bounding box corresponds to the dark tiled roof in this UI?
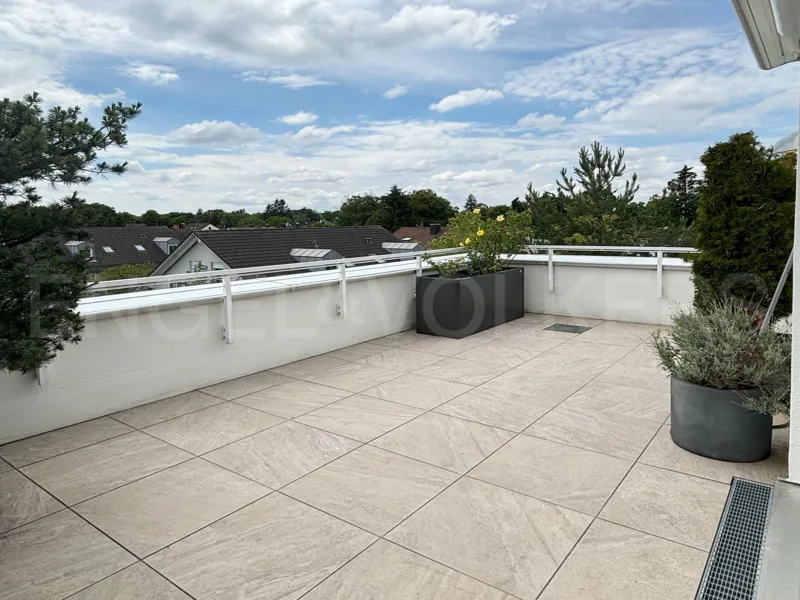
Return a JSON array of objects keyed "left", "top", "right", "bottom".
[
  {"left": 194, "top": 227, "right": 398, "bottom": 268},
  {"left": 393, "top": 226, "right": 449, "bottom": 244},
  {"left": 77, "top": 227, "right": 191, "bottom": 271}
]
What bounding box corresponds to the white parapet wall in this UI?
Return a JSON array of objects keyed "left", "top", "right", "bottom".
[
  {"left": 0, "top": 272, "right": 416, "bottom": 444},
  {"left": 0, "top": 251, "right": 695, "bottom": 444},
  {"left": 516, "top": 254, "right": 693, "bottom": 325}
]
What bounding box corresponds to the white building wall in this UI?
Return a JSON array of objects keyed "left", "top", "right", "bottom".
[
  {"left": 162, "top": 242, "right": 229, "bottom": 275},
  {"left": 0, "top": 274, "right": 415, "bottom": 444},
  {"left": 521, "top": 263, "right": 693, "bottom": 325}
]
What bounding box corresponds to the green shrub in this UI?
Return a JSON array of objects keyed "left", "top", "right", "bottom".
[
  {"left": 651, "top": 300, "right": 790, "bottom": 415},
  {"left": 692, "top": 132, "right": 795, "bottom": 317}
]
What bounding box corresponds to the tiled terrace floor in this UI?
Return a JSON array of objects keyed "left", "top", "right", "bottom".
[{"left": 0, "top": 314, "right": 789, "bottom": 600}]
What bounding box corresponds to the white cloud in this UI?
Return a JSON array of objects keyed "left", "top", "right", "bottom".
[
  {"left": 279, "top": 111, "right": 318, "bottom": 125},
  {"left": 292, "top": 125, "right": 356, "bottom": 141},
  {"left": 242, "top": 72, "right": 330, "bottom": 88},
  {"left": 517, "top": 112, "right": 566, "bottom": 130},
  {"left": 384, "top": 85, "right": 409, "bottom": 99},
  {"left": 430, "top": 88, "right": 504, "bottom": 112},
  {"left": 170, "top": 120, "right": 262, "bottom": 146},
  {"left": 121, "top": 62, "right": 178, "bottom": 85}
]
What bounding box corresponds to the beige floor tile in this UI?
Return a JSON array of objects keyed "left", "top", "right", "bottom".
[
  {"left": 75, "top": 458, "right": 267, "bottom": 558},
  {"left": 402, "top": 335, "right": 487, "bottom": 357},
  {"left": 0, "top": 471, "right": 63, "bottom": 534},
  {"left": 640, "top": 424, "right": 789, "bottom": 484},
  {"left": 470, "top": 436, "right": 632, "bottom": 516},
  {"left": 0, "top": 417, "right": 133, "bottom": 467},
  {"left": 525, "top": 404, "right": 660, "bottom": 460},
  {"left": 325, "top": 342, "right": 388, "bottom": 361},
  {"left": 600, "top": 463, "right": 729, "bottom": 550},
  {"left": 284, "top": 446, "right": 457, "bottom": 535},
  {"left": 512, "top": 350, "right": 614, "bottom": 377},
  {"left": 435, "top": 386, "right": 559, "bottom": 432},
  {"left": 576, "top": 321, "right": 655, "bottom": 348},
  {"left": 70, "top": 563, "right": 191, "bottom": 600},
  {"left": 371, "top": 330, "right": 429, "bottom": 348},
  {"left": 537, "top": 339, "right": 631, "bottom": 366},
  {"left": 358, "top": 348, "right": 444, "bottom": 372},
  {"left": 304, "top": 362, "right": 403, "bottom": 393},
  {"left": 620, "top": 343, "right": 662, "bottom": 368},
  {"left": 490, "top": 330, "right": 567, "bottom": 353},
  {"left": 388, "top": 478, "right": 591, "bottom": 600},
  {"left": 205, "top": 421, "right": 360, "bottom": 489},
  {"left": 596, "top": 363, "right": 670, "bottom": 392},
  {"left": 0, "top": 510, "right": 135, "bottom": 600},
  {"left": 415, "top": 357, "right": 510, "bottom": 386},
  {"left": 296, "top": 395, "right": 423, "bottom": 442},
  {"left": 146, "top": 494, "right": 375, "bottom": 600},
  {"left": 144, "top": 402, "right": 283, "bottom": 455},
  {"left": 112, "top": 391, "right": 223, "bottom": 429},
  {"left": 201, "top": 370, "right": 292, "bottom": 400},
  {"left": 538, "top": 520, "right": 707, "bottom": 600},
  {"left": 0, "top": 458, "right": 12, "bottom": 473},
  {"left": 371, "top": 412, "right": 514, "bottom": 473},
  {"left": 490, "top": 365, "right": 592, "bottom": 402},
  {"left": 453, "top": 340, "right": 540, "bottom": 367},
  {"left": 270, "top": 355, "right": 349, "bottom": 378},
  {"left": 534, "top": 315, "right": 605, "bottom": 329},
  {"left": 362, "top": 373, "right": 473, "bottom": 410},
  {"left": 560, "top": 381, "right": 670, "bottom": 423},
  {"left": 303, "top": 540, "right": 514, "bottom": 600},
  {"left": 234, "top": 380, "right": 350, "bottom": 419},
  {"left": 21, "top": 432, "right": 192, "bottom": 505}
]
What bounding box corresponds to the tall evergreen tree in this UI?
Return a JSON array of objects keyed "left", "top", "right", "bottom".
[
  {"left": 464, "top": 194, "right": 478, "bottom": 211},
  {"left": 1, "top": 93, "right": 141, "bottom": 373},
  {"left": 380, "top": 185, "right": 413, "bottom": 231},
  {"left": 693, "top": 132, "right": 795, "bottom": 316}
]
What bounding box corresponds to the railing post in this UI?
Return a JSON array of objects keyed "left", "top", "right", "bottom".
[
  {"left": 416, "top": 255, "right": 423, "bottom": 277},
  {"left": 548, "top": 249, "right": 554, "bottom": 292},
  {"left": 222, "top": 276, "right": 234, "bottom": 344},
  {"left": 656, "top": 251, "right": 663, "bottom": 299},
  {"left": 338, "top": 263, "right": 347, "bottom": 318}
]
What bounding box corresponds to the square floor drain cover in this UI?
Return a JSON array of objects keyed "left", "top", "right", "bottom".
[{"left": 543, "top": 323, "right": 592, "bottom": 334}]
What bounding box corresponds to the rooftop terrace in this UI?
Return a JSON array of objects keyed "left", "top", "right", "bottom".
[{"left": 0, "top": 314, "right": 788, "bottom": 600}]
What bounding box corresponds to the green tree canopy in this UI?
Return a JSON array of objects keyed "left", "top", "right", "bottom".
[
  {"left": 264, "top": 198, "right": 292, "bottom": 218},
  {"left": 693, "top": 132, "right": 795, "bottom": 317},
  {"left": 337, "top": 194, "right": 381, "bottom": 226},
  {"left": 409, "top": 189, "right": 456, "bottom": 225},
  {"left": 1, "top": 92, "right": 141, "bottom": 373}
]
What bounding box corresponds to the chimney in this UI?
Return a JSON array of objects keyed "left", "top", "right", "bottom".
[{"left": 430, "top": 223, "right": 441, "bottom": 235}]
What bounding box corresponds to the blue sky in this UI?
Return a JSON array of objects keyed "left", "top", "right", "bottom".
[{"left": 1, "top": 0, "right": 797, "bottom": 214}]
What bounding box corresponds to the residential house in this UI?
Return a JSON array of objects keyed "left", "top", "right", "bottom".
[
  {"left": 184, "top": 222, "right": 219, "bottom": 231},
  {"left": 63, "top": 226, "right": 192, "bottom": 272},
  {"left": 394, "top": 223, "right": 448, "bottom": 246},
  {"left": 152, "top": 226, "right": 406, "bottom": 275}
]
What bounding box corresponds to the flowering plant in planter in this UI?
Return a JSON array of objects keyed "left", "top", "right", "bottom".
[{"left": 428, "top": 209, "right": 531, "bottom": 278}]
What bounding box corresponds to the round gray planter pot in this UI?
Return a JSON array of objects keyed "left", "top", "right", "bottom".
[{"left": 670, "top": 376, "right": 772, "bottom": 463}]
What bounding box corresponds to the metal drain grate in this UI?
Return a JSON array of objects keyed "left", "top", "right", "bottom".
[
  {"left": 696, "top": 478, "right": 773, "bottom": 600},
  {"left": 543, "top": 323, "right": 592, "bottom": 334}
]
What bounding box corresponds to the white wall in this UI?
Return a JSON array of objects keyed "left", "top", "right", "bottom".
[
  {"left": 162, "top": 241, "right": 229, "bottom": 275},
  {"left": 521, "top": 262, "right": 693, "bottom": 325},
  {"left": 0, "top": 274, "right": 415, "bottom": 444}
]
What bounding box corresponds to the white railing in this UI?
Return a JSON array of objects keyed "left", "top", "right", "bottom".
[{"left": 526, "top": 245, "right": 698, "bottom": 298}]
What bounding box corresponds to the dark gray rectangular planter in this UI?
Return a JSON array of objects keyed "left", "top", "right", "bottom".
[
  {"left": 670, "top": 376, "right": 772, "bottom": 463},
  {"left": 416, "top": 268, "right": 524, "bottom": 339}
]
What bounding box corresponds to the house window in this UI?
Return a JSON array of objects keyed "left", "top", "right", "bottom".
[
  {"left": 86, "top": 247, "right": 95, "bottom": 259},
  {"left": 168, "top": 244, "right": 178, "bottom": 254},
  {"left": 102, "top": 246, "right": 114, "bottom": 253},
  {"left": 211, "top": 262, "right": 225, "bottom": 271},
  {"left": 134, "top": 244, "right": 146, "bottom": 251}
]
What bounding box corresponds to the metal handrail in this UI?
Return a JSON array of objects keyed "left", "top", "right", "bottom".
[
  {"left": 87, "top": 247, "right": 463, "bottom": 293},
  {"left": 527, "top": 245, "right": 699, "bottom": 253}
]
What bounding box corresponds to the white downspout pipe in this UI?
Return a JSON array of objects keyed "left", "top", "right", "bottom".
[{"left": 790, "top": 92, "right": 800, "bottom": 482}]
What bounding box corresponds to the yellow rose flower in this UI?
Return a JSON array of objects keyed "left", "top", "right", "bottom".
[
  {"left": 477, "top": 229, "right": 485, "bottom": 237},
  {"left": 496, "top": 215, "right": 505, "bottom": 222},
  {"left": 472, "top": 208, "right": 481, "bottom": 214},
  {"left": 459, "top": 242, "right": 464, "bottom": 247},
  {"left": 464, "top": 237, "right": 471, "bottom": 244}
]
